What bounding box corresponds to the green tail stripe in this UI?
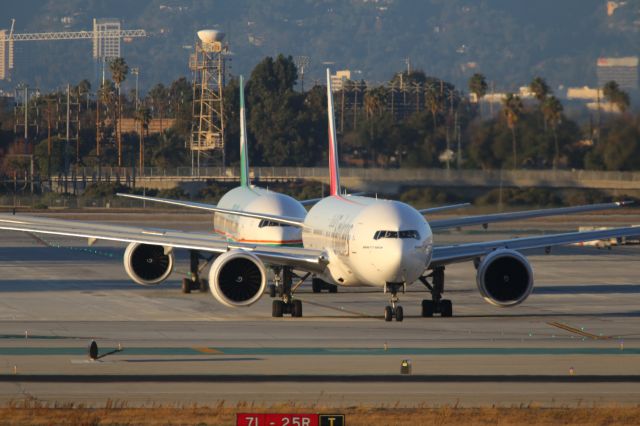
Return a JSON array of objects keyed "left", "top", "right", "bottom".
[{"left": 239, "top": 75, "right": 249, "bottom": 187}]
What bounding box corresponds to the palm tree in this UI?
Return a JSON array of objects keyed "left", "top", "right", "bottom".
[
  {"left": 602, "top": 80, "right": 630, "bottom": 113},
  {"left": 362, "top": 86, "right": 388, "bottom": 166},
  {"left": 134, "top": 106, "right": 152, "bottom": 174},
  {"left": 541, "top": 96, "right": 563, "bottom": 169},
  {"left": 529, "top": 76, "right": 550, "bottom": 104},
  {"left": 97, "top": 80, "right": 116, "bottom": 159},
  {"left": 529, "top": 76, "right": 551, "bottom": 129},
  {"left": 76, "top": 79, "right": 91, "bottom": 111},
  {"left": 363, "top": 87, "right": 386, "bottom": 119},
  {"left": 148, "top": 83, "right": 168, "bottom": 133},
  {"left": 424, "top": 82, "right": 440, "bottom": 129},
  {"left": 109, "top": 57, "right": 129, "bottom": 166},
  {"left": 468, "top": 73, "right": 488, "bottom": 116},
  {"left": 502, "top": 93, "right": 523, "bottom": 169}
]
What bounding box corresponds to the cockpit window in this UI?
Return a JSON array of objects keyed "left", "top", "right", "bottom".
[
  {"left": 399, "top": 230, "right": 420, "bottom": 239},
  {"left": 259, "top": 220, "right": 289, "bottom": 228},
  {"left": 374, "top": 231, "right": 396, "bottom": 240},
  {"left": 374, "top": 230, "right": 420, "bottom": 240}
]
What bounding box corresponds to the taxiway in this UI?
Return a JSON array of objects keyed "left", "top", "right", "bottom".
[{"left": 0, "top": 211, "right": 638, "bottom": 407}]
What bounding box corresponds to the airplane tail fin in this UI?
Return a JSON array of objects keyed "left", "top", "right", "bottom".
[
  {"left": 326, "top": 68, "right": 341, "bottom": 197},
  {"left": 239, "top": 75, "right": 250, "bottom": 188}
]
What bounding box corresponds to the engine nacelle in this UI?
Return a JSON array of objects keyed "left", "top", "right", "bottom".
[
  {"left": 209, "top": 250, "right": 267, "bottom": 307},
  {"left": 476, "top": 249, "right": 534, "bottom": 307},
  {"left": 124, "top": 243, "right": 174, "bottom": 286}
]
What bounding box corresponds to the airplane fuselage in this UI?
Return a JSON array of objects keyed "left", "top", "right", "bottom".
[
  {"left": 302, "top": 195, "right": 433, "bottom": 287},
  {"left": 214, "top": 186, "right": 307, "bottom": 247}
]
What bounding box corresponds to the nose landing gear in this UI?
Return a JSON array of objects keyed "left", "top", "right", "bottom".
[
  {"left": 419, "top": 266, "right": 453, "bottom": 317},
  {"left": 384, "top": 283, "right": 405, "bottom": 322}
]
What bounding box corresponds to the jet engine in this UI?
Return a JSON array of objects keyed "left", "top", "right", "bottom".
[
  {"left": 209, "top": 250, "right": 267, "bottom": 307},
  {"left": 476, "top": 249, "right": 534, "bottom": 307},
  {"left": 124, "top": 243, "right": 174, "bottom": 286}
]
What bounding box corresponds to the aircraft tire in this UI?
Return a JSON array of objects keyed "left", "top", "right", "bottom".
[
  {"left": 292, "top": 300, "right": 303, "bottom": 318},
  {"left": 440, "top": 300, "right": 453, "bottom": 317},
  {"left": 384, "top": 306, "right": 393, "bottom": 322},
  {"left": 272, "top": 300, "right": 284, "bottom": 317},
  {"left": 395, "top": 306, "right": 404, "bottom": 322},
  {"left": 181, "top": 278, "right": 191, "bottom": 294},
  {"left": 421, "top": 300, "right": 434, "bottom": 317}
]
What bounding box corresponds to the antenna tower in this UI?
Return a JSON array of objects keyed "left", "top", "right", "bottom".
[{"left": 189, "top": 29, "right": 228, "bottom": 173}]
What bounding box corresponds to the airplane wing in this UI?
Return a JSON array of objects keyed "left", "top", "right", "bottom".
[
  {"left": 117, "top": 193, "right": 306, "bottom": 228},
  {"left": 418, "top": 203, "right": 470, "bottom": 215},
  {"left": 0, "top": 214, "right": 326, "bottom": 272},
  {"left": 430, "top": 226, "right": 640, "bottom": 267},
  {"left": 429, "top": 201, "right": 632, "bottom": 231}
]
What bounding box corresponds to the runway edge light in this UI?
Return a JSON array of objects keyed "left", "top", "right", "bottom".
[{"left": 400, "top": 359, "right": 412, "bottom": 375}]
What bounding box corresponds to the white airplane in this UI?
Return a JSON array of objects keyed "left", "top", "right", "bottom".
[
  {"left": 121, "top": 75, "right": 307, "bottom": 293},
  {"left": 0, "top": 69, "right": 638, "bottom": 321}
]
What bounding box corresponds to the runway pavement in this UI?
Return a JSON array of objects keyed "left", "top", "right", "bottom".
[{"left": 0, "top": 211, "right": 639, "bottom": 407}]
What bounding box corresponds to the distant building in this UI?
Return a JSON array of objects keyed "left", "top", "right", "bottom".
[
  {"left": 585, "top": 101, "right": 622, "bottom": 113},
  {"left": 119, "top": 118, "right": 176, "bottom": 135},
  {"left": 566, "top": 86, "right": 602, "bottom": 101},
  {"left": 607, "top": 1, "right": 623, "bottom": 16},
  {"left": 331, "top": 70, "right": 351, "bottom": 91},
  {"left": 93, "top": 18, "right": 122, "bottom": 61},
  {"left": 565, "top": 86, "right": 622, "bottom": 113},
  {"left": 0, "top": 29, "right": 14, "bottom": 81},
  {"left": 473, "top": 86, "right": 535, "bottom": 104},
  {"left": 596, "top": 56, "right": 639, "bottom": 90}
]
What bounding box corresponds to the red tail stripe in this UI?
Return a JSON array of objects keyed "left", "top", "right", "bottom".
[{"left": 329, "top": 126, "right": 338, "bottom": 196}]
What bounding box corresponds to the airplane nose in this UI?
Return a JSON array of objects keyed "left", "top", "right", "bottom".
[
  {"left": 378, "top": 240, "right": 421, "bottom": 283},
  {"left": 362, "top": 239, "right": 427, "bottom": 286},
  {"left": 394, "top": 240, "right": 427, "bottom": 283}
]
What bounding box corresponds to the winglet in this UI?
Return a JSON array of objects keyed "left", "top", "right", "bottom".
[
  {"left": 326, "top": 68, "right": 341, "bottom": 197},
  {"left": 239, "top": 75, "right": 250, "bottom": 188}
]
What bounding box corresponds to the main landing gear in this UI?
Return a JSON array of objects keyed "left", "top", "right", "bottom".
[
  {"left": 419, "top": 266, "right": 453, "bottom": 317},
  {"left": 271, "top": 267, "right": 310, "bottom": 318},
  {"left": 181, "top": 250, "right": 215, "bottom": 294},
  {"left": 311, "top": 277, "right": 338, "bottom": 293},
  {"left": 384, "top": 283, "right": 405, "bottom": 322}
]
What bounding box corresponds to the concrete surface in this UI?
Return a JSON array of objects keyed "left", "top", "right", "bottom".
[{"left": 0, "top": 212, "right": 638, "bottom": 407}]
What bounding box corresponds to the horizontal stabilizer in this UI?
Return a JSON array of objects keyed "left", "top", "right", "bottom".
[{"left": 117, "top": 193, "right": 306, "bottom": 228}]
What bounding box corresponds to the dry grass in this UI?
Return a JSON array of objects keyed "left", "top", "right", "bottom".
[{"left": 0, "top": 400, "right": 639, "bottom": 426}]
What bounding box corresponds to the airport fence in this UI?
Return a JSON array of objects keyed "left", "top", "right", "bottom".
[
  {"left": 54, "top": 166, "right": 640, "bottom": 182},
  {"left": 3, "top": 167, "right": 640, "bottom": 206}
]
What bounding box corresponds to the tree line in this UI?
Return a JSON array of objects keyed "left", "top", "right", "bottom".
[{"left": 0, "top": 55, "right": 639, "bottom": 181}]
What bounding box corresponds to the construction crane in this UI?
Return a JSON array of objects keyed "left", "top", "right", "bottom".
[{"left": 0, "top": 18, "right": 147, "bottom": 80}]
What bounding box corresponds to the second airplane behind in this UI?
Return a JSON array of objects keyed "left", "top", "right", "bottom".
[{"left": 119, "top": 75, "right": 307, "bottom": 292}]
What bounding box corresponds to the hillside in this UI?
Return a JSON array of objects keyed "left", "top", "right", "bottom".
[{"left": 1, "top": 0, "right": 639, "bottom": 93}]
